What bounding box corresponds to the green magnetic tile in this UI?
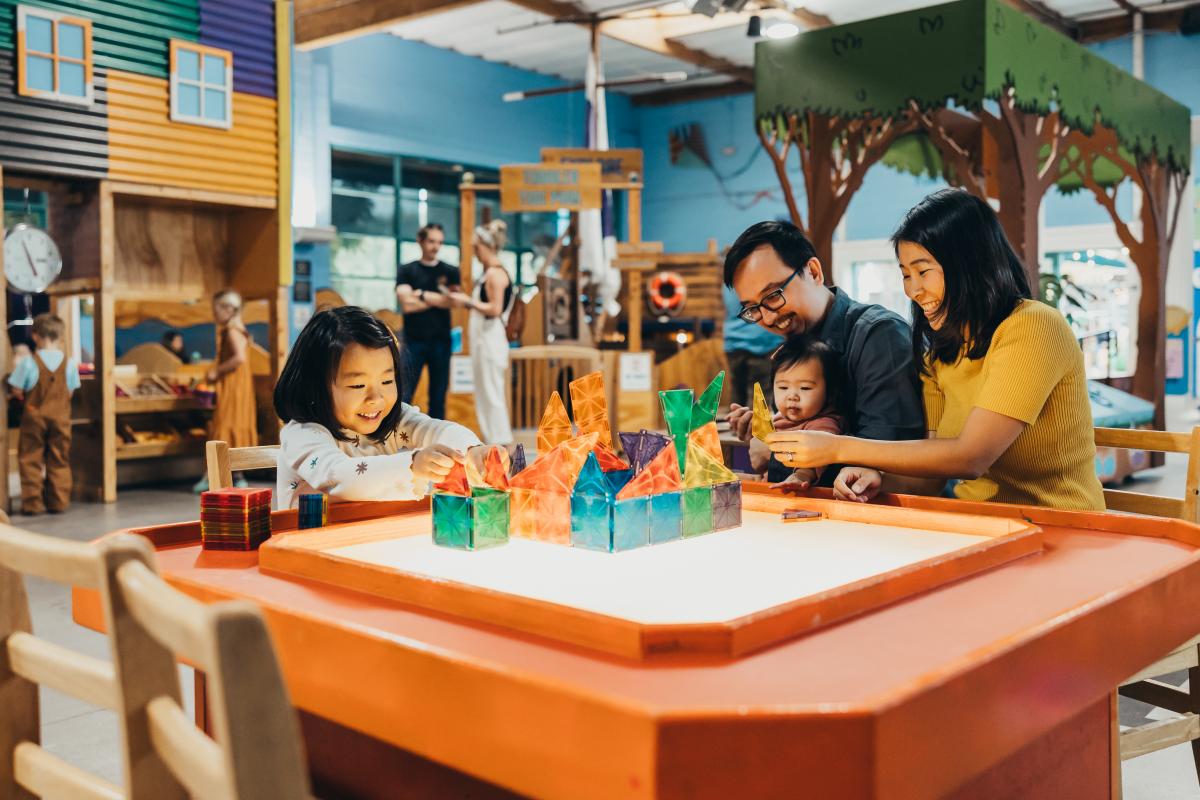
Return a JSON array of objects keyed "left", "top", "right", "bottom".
[
  {"left": 689, "top": 372, "right": 724, "bottom": 430},
  {"left": 659, "top": 389, "right": 694, "bottom": 437},
  {"left": 672, "top": 435, "right": 688, "bottom": 477},
  {"left": 471, "top": 489, "right": 509, "bottom": 549},
  {"left": 648, "top": 491, "right": 682, "bottom": 544},
  {"left": 681, "top": 487, "right": 713, "bottom": 538},
  {"left": 432, "top": 493, "right": 472, "bottom": 549}
]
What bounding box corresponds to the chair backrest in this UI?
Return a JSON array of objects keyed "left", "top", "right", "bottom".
[
  {"left": 206, "top": 441, "right": 280, "bottom": 491},
  {"left": 0, "top": 523, "right": 128, "bottom": 800},
  {"left": 1094, "top": 426, "right": 1200, "bottom": 523},
  {"left": 105, "top": 533, "right": 310, "bottom": 800}
]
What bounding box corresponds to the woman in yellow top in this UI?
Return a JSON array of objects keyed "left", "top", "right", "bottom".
[{"left": 769, "top": 189, "right": 1104, "bottom": 511}]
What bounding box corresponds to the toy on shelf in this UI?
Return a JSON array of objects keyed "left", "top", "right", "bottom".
[
  {"left": 201, "top": 487, "right": 272, "bottom": 551},
  {"left": 431, "top": 371, "right": 743, "bottom": 553}
]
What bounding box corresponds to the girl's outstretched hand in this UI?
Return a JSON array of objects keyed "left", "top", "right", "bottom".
[{"left": 412, "top": 444, "right": 464, "bottom": 483}]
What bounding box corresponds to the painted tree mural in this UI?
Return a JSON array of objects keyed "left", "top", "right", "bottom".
[{"left": 754, "top": 0, "right": 1191, "bottom": 424}]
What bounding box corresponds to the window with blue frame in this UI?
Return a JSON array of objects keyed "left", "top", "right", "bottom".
[
  {"left": 17, "top": 6, "right": 92, "bottom": 105},
  {"left": 170, "top": 40, "right": 233, "bottom": 129}
]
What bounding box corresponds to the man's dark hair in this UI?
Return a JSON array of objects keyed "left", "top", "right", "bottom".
[
  {"left": 417, "top": 223, "right": 445, "bottom": 242},
  {"left": 891, "top": 189, "right": 1031, "bottom": 369},
  {"left": 274, "top": 306, "right": 405, "bottom": 443},
  {"left": 722, "top": 220, "right": 818, "bottom": 287},
  {"left": 770, "top": 335, "right": 843, "bottom": 411}
]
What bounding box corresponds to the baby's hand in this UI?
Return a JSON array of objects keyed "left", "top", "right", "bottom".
[
  {"left": 770, "top": 468, "right": 817, "bottom": 494},
  {"left": 411, "top": 444, "right": 463, "bottom": 483}
]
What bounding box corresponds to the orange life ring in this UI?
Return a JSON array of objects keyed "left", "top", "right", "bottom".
[{"left": 647, "top": 271, "right": 686, "bottom": 316}]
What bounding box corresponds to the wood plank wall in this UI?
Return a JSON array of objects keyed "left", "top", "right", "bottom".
[
  {"left": 0, "top": 0, "right": 200, "bottom": 78},
  {"left": 106, "top": 71, "right": 277, "bottom": 197},
  {"left": 0, "top": 51, "right": 107, "bottom": 178},
  {"left": 200, "top": 0, "right": 276, "bottom": 98}
]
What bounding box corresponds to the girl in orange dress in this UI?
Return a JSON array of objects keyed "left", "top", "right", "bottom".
[{"left": 196, "top": 289, "right": 257, "bottom": 491}]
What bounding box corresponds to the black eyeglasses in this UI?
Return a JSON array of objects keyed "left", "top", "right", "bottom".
[{"left": 737, "top": 269, "right": 801, "bottom": 324}]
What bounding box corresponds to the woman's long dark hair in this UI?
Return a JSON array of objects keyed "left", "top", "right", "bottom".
[
  {"left": 892, "top": 189, "right": 1031, "bottom": 369},
  {"left": 273, "top": 306, "right": 405, "bottom": 443}
]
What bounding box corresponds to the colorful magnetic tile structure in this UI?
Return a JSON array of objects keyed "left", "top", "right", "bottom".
[
  {"left": 648, "top": 491, "right": 682, "bottom": 544},
  {"left": 482, "top": 446, "right": 511, "bottom": 490},
  {"left": 511, "top": 433, "right": 600, "bottom": 495},
  {"left": 687, "top": 422, "right": 723, "bottom": 465},
  {"left": 569, "top": 371, "right": 613, "bottom": 450},
  {"left": 689, "top": 371, "right": 725, "bottom": 430},
  {"left": 751, "top": 382, "right": 775, "bottom": 442},
  {"left": 681, "top": 486, "right": 714, "bottom": 538},
  {"left": 593, "top": 443, "right": 629, "bottom": 472},
  {"left": 616, "top": 444, "right": 683, "bottom": 500},
  {"left": 200, "top": 488, "right": 272, "bottom": 551},
  {"left": 433, "top": 461, "right": 470, "bottom": 496},
  {"left": 298, "top": 493, "right": 328, "bottom": 529},
  {"left": 712, "top": 481, "right": 742, "bottom": 531},
  {"left": 432, "top": 488, "right": 509, "bottom": 550},
  {"left": 536, "top": 391, "right": 573, "bottom": 454},
  {"left": 570, "top": 494, "right": 650, "bottom": 552}
]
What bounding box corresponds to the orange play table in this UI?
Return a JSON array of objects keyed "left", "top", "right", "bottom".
[{"left": 73, "top": 486, "right": 1200, "bottom": 799}]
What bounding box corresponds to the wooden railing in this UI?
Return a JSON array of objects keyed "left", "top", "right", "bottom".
[{"left": 509, "top": 346, "right": 604, "bottom": 432}]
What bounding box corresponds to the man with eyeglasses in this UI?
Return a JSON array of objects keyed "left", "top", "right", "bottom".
[{"left": 724, "top": 221, "right": 925, "bottom": 483}]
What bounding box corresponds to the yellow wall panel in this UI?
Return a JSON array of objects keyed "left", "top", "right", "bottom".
[{"left": 106, "top": 71, "right": 277, "bottom": 199}]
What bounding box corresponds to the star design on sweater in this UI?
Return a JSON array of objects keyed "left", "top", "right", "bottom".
[
  {"left": 399, "top": 430, "right": 409, "bottom": 444},
  {"left": 309, "top": 457, "right": 319, "bottom": 468},
  {"left": 356, "top": 461, "right": 368, "bottom": 475},
  {"left": 289, "top": 481, "right": 298, "bottom": 491}
]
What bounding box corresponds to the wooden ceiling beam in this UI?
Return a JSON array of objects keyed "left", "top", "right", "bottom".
[{"left": 294, "top": 0, "right": 483, "bottom": 49}]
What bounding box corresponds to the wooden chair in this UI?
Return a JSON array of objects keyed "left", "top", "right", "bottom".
[
  {"left": 105, "top": 532, "right": 310, "bottom": 799},
  {"left": 1095, "top": 426, "right": 1200, "bottom": 771},
  {"left": 0, "top": 523, "right": 126, "bottom": 799},
  {"left": 206, "top": 440, "right": 280, "bottom": 491}
]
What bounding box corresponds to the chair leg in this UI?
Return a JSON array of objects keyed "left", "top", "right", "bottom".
[{"left": 1190, "top": 660, "right": 1200, "bottom": 788}]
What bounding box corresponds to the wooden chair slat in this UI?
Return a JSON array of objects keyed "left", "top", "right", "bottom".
[
  {"left": 229, "top": 446, "right": 281, "bottom": 472},
  {"left": 1120, "top": 715, "right": 1200, "bottom": 761},
  {"left": 13, "top": 743, "right": 123, "bottom": 800},
  {"left": 1095, "top": 427, "right": 1192, "bottom": 453},
  {"left": 146, "top": 696, "right": 228, "bottom": 799},
  {"left": 0, "top": 523, "right": 102, "bottom": 588},
  {"left": 116, "top": 560, "right": 211, "bottom": 670},
  {"left": 1103, "top": 489, "right": 1186, "bottom": 520},
  {"left": 6, "top": 632, "right": 118, "bottom": 710}
]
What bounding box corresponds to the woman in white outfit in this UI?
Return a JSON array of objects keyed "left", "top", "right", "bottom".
[{"left": 466, "top": 220, "right": 516, "bottom": 445}]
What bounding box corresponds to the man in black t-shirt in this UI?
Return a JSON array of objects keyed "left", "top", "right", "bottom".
[{"left": 396, "top": 223, "right": 465, "bottom": 420}]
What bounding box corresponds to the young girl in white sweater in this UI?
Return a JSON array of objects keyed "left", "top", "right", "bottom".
[{"left": 273, "top": 306, "right": 486, "bottom": 509}]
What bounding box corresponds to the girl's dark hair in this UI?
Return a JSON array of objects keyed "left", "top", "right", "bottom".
[
  {"left": 770, "top": 335, "right": 843, "bottom": 411},
  {"left": 891, "top": 189, "right": 1031, "bottom": 369},
  {"left": 273, "top": 306, "right": 405, "bottom": 443}
]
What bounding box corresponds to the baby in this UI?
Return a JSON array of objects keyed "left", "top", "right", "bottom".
[{"left": 750, "top": 335, "right": 844, "bottom": 490}]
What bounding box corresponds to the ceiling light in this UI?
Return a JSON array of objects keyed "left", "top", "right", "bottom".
[
  {"left": 764, "top": 22, "right": 800, "bottom": 39},
  {"left": 747, "top": 14, "right": 762, "bottom": 37}
]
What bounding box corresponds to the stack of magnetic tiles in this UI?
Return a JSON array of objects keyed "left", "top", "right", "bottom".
[
  {"left": 200, "top": 487, "right": 272, "bottom": 551},
  {"left": 430, "top": 371, "right": 741, "bottom": 553},
  {"left": 298, "top": 493, "right": 329, "bottom": 529}
]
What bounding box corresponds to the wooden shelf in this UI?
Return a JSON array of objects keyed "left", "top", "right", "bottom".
[
  {"left": 116, "top": 396, "right": 209, "bottom": 414},
  {"left": 116, "top": 439, "right": 204, "bottom": 461}
]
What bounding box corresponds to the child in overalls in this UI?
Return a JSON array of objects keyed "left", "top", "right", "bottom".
[{"left": 9, "top": 313, "right": 80, "bottom": 514}]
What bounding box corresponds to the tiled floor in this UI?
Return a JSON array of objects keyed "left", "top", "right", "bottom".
[{"left": 12, "top": 395, "right": 1200, "bottom": 796}]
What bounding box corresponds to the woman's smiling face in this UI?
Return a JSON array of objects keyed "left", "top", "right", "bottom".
[
  {"left": 332, "top": 343, "right": 398, "bottom": 435},
  {"left": 897, "top": 241, "right": 947, "bottom": 330}
]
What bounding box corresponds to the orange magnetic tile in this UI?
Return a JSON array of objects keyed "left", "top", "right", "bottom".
[
  {"left": 569, "top": 371, "right": 613, "bottom": 450},
  {"left": 688, "top": 421, "right": 722, "bottom": 464},
  {"left": 616, "top": 443, "right": 682, "bottom": 499},
  {"left": 432, "top": 461, "right": 469, "bottom": 496},
  {"left": 594, "top": 443, "right": 629, "bottom": 472},
  {"left": 510, "top": 433, "right": 600, "bottom": 494},
  {"left": 537, "top": 391, "right": 574, "bottom": 454},
  {"left": 483, "top": 446, "right": 511, "bottom": 491},
  {"left": 508, "top": 488, "right": 539, "bottom": 539},
  {"left": 533, "top": 491, "right": 571, "bottom": 544}
]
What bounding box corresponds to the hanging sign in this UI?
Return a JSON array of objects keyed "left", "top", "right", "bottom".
[
  {"left": 540, "top": 148, "right": 643, "bottom": 186},
  {"left": 500, "top": 163, "right": 601, "bottom": 212}
]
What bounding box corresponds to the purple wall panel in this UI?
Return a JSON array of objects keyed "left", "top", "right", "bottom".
[{"left": 200, "top": 0, "right": 276, "bottom": 98}]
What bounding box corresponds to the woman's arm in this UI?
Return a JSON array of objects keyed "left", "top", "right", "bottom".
[
  {"left": 207, "top": 325, "right": 248, "bottom": 381},
  {"left": 769, "top": 406, "right": 1026, "bottom": 479}
]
